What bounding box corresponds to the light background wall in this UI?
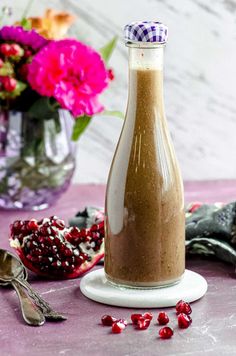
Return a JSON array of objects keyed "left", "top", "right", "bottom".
[{"left": 4, "top": 0, "right": 236, "bottom": 183}]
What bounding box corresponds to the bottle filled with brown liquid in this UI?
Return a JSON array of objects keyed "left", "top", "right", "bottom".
[{"left": 105, "top": 21, "right": 185, "bottom": 288}]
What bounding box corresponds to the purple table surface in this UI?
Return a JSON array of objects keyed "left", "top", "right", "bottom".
[{"left": 0, "top": 181, "right": 236, "bottom": 356}]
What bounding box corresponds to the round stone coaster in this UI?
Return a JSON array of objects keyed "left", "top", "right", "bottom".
[{"left": 80, "top": 268, "right": 208, "bottom": 308}]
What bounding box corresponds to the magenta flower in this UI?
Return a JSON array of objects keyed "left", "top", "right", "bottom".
[
  {"left": 27, "top": 39, "right": 109, "bottom": 117},
  {"left": 0, "top": 26, "right": 48, "bottom": 51}
]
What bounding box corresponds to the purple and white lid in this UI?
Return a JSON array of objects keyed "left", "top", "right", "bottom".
[{"left": 124, "top": 21, "right": 168, "bottom": 43}]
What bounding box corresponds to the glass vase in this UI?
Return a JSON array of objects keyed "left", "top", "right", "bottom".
[{"left": 0, "top": 110, "right": 75, "bottom": 210}]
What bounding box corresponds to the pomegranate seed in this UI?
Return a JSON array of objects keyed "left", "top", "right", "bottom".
[
  {"left": 91, "top": 224, "right": 98, "bottom": 232},
  {"left": 159, "top": 326, "right": 174, "bottom": 339},
  {"left": 143, "top": 312, "right": 153, "bottom": 321},
  {"left": 27, "top": 220, "right": 38, "bottom": 231},
  {"left": 2, "top": 77, "right": 17, "bottom": 92},
  {"left": 0, "top": 58, "right": 4, "bottom": 68},
  {"left": 157, "top": 312, "right": 169, "bottom": 325},
  {"left": 131, "top": 313, "right": 143, "bottom": 325},
  {"left": 178, "top": 313, "right": 192, "bottom": 329},
  {"left": 136, "top": 317, "right": 151, "bottom": 330},
  {"left": 12, "top": 220, "right": 24, "bottom": 234},
  {"left": 117, "top": 319, "right": 128, "bottom": 326},
  {"left": 51, "top": 218, "right": 65, "bottom": 229},
  {"left": 176, "top": 300, "right": 192, "bottom": 315},
  {"left": 112, "top": 321, "right": 126, "bottom": 333},
  {"left": 101, "top": 315, "right": 117, "bottom": 326}
]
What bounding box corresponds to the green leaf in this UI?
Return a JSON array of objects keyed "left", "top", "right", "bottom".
[
  {"left": 100, "top": 110, "right": 124, "bottom": 119},
  {"left": 72, "top": 115, "right": 92, "bottom": 141},
  {"left": 15, "top": 81, "right": 27, "bottom": 95},
  {"left": 20, "top": 18, "right": 32, "bottom": 30},
  {"left": 99, "top": 36, "right": 117, "bottom": 64},
  {"left": 0, "top": 62, "right": 14, "bottom": 76},
  {"left": 28, "top": 97, "right": 59, "bottom": 120}
]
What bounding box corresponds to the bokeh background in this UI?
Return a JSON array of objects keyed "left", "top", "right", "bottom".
[{"left": 5, "top": 0, "right": 236, "bottom": 183}]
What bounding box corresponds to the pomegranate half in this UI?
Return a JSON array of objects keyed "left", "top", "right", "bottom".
[{"left": 10, "top": 215, "right": 104, "bottom": 279}]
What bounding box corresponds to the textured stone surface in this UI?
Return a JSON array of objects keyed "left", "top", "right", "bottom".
[
  {"left": 2, "top": 0, "right": 236, "bottom": 182},
  {"left": 0, "top": 182, "right": 236, "bottom": 355}
]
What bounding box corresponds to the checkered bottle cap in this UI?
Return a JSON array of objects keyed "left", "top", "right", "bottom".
[{"left": 124, "top": 21, "right": 168, "bottom": 43}]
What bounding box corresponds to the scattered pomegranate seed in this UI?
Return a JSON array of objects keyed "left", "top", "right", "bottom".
[
  {"left": 189, "top": 202, "right": 202, "bottom": 213},
  {"left": 131, "top": 313, "right": 143, "bottom": 325},
  {"left": 27, "top": 220, "right": 38, "bottom": 231},
  {"left": 143, "top": 312, "right": 153, "bottom": 321},
  {"left": 117, "top": 319, "right": 128, "bottom": 326},
  {"left": 101, "top": 315, "right": 117, "bottom": 326},
  {"left": 112, "top": 321, "right": 126, "bottom": 333},
  {"left": 178, "top": 313, "right": 192, "bottom": 329},
  {"left": 176, "top": 300, "right": 192, "bottom": 315},
  {"left": 131, "top": 312, "right": 153, "bottom": 325},
  {"left": 159, "top": 326, "right": 174, "bottom": 339},
  {"left": 0, "top": 58, "right": 4, "bottom": 68},
  {"left": 100, "top": 301, "right": 194, "bottom": 338},
  {"left": 136, "top": 317, "right": 151, "bottom": 330},
  {"left": 157, "top": 312, "right": 169, "bottom": 325}
]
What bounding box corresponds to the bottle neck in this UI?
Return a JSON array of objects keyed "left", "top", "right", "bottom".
[
  {"left": 126, "top": 44, "right": 165, "bottom": 119},
  {"left": 128, "top": 44, "right": 164, "bottom": 71}
]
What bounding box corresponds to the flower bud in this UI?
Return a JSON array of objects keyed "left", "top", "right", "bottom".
[{"left": 2, "top": 76, "right": 17, "bottom": 92}]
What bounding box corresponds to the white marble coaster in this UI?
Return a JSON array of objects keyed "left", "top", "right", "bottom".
[{"left": 80, "top": 268, "right": 207, "bottom": 308}]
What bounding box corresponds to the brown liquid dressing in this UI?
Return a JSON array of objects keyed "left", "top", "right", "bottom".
[{"left": 105, "top": 68, "right": 185, "bottom": 287}]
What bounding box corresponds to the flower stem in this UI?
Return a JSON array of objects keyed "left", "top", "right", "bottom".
[{"left": 48, "top": 98, "right": 60, "bottom": 112}]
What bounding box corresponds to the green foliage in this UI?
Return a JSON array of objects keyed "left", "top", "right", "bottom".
[
  {"left": 20, "top": 18, "right": 32, "bottom": 30},
  {"left": 15, "top": 81, "right": 27, "bottom": 96},
  {"left": 72, "top": 115, "right": 92, "bottom": 141},
  {"left": 0, "top": 62, "right": 14, "bottom": 76},
  {"left": 28, "top": 97, "right": 59, "bottom": 120},
  {"left": 99, "top": 36, "right": 118, "bottom": 64},
  {"left": 101, "top": 110, "right": 124, "bottom": 119},
  {"left": 71, "top": 110, "right": 124, "bottom": 142},
  {"left": 0, "top": 80, "right": 27, "bottom": 100}
]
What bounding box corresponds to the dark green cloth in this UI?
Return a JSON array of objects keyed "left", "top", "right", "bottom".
[
  {"left": 186, "top": 203, "right": 236, "bottom": 265},
  {"left": 70, "top": 203, "right": 236, "bottom": 266}
]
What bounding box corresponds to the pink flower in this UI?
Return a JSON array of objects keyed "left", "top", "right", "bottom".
[
  {"left": 0, "top": 26, "right": 48, "bottom": 51},
  {"left": 27, "top": 39, "right": 109, "bottom": 117}
]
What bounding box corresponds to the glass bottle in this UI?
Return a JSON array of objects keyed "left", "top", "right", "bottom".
[{"left": 105, "top": 21, "right": 185, "bottom": 288}]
